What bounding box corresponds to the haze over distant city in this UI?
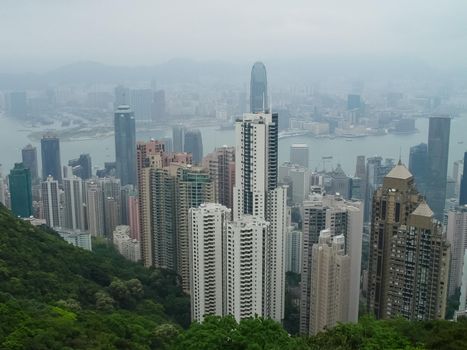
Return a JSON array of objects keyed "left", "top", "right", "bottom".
[{"left": 1, "top": 0, "right": 466, "bottom": 73}]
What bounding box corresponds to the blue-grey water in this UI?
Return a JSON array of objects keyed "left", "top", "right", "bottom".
[{"left": 1, "top": 116, "right": 467, "bottom": 177}]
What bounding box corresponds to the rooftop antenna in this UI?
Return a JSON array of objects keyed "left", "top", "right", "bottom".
[{"left": 398, "top": 147, "right": 402, "bottom": 165}]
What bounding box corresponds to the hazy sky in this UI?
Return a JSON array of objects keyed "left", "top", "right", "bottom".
[{"left": 1, "top": 0, "right": 466, "bottom": 71}]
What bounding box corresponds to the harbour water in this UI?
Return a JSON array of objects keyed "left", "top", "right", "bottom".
[{"left": 1, "top": 116, "right": 467, "bottom": 177}]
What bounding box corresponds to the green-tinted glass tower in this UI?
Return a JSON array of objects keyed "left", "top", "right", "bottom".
[{"left": 9, "top": 163, "right": 32, "bottom": 217}]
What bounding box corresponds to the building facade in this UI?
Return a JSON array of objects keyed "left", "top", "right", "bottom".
[
  {"left": 41, "top": 135, "right": 62, "bottom": 182},
  {"left": 9, "top": 163, "right": 32, "bottom": 218},
  {"left": 114, "top": 105, "right": 136, "bottom": 186},
  {"left": 41, "top": 175, "right": 61, "bottom": 228},
  {"left": 367, "top": 162, "right": 450, "bottom": 320},
  {"left": 189, "top": 203, "right": 231, "bottom": 322}
]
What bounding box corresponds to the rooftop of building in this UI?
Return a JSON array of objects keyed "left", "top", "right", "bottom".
[
  {"left": 385, "top": 161, "right": 412, "bottom": 180},
  {"left": 411, "top": 201, "right": 434, "bottom": 218}
]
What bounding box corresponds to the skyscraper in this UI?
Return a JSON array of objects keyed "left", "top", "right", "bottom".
[
  {"left": 355, "top": 155, "right": 366, "bottom": 179},
  {"left": 137, "top": 138, "right": 213, "bottom": 292},
  {"left": 290, "top": 144, "right": 309, "bottom": 168},
  {"left": 68, "top": 154, "right": 92, "bottom": 180},
  {"left": 250, "top": 62, "right": 268, "bottom": 113},
  {"left": 202, "top": 146, "right": 235, "bottom": 209},
  {"left": 9, "top": 163, "right": 32, "bottom": 218},
  {"left": 367, "top": 162, "right": 449, "bottom": 320},
  {"left": 299, "top": 194, "right": 363, "bottom": 334},
  {"left": 41, "top": 134, "right": 62, "bottom": 182},
  {"left": 22, "top": 144, "right": 38, "bottom": 184},
  {"left": 189, "top": 203, "right": 231, "bottom": 322},
  {"left": 409, "top": 143, "right": 428, "bottom": 194},
  {"left": 86, "top": 180, "right": 105, "bottom": 237},
  {"left": 226, "top": 216, "right": 270, "bottom": 321},
  {"left": 233, "top": 112, "right": 279, "bottom": 218},
  {"left": 184, "top": 129, "right": 203, "bottom": 165},
  {"left": 446, "top": 206, "right": 467, "bottom": 297},
  {"left": 41, "top": 176, "right": 60, "bottom": 228},
  {"left": 63, "top": 177, "right": 86, "bottom": 232},
  {"left": 308, "top": 230, "right": 351, "bottom": 335},
  {"left": 114, "top": 105, "right": 136, "bottom": 186},
  {"left": 233, "top": 111, "right": 287, "bottom": 322},
  {"left": 459, "top": 152, "right": 467, "bottom": 206},
  {"left": 172, "top": 125, "right": 185, "bottom": 153},
  {"left": 286, "top": 230, "right": 302, "bottom": 273},
  {"left": 426, "top": 116, "right": 451, "bottom": 220},
  {"left": 364, "top": 157, "right": 394, "bottom": 221}
]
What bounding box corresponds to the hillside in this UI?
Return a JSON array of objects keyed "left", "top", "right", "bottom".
[
  {"left": 1, "top": 204, "right": 467, "bottom": 349},
  {"left": 0, "top": 204, "right": 189, "bottom": 349}
]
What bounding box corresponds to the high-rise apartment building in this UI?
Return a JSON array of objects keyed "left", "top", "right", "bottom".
[
  {"left": 232, "top": 111, "right": 286, "bottom": 322},
  {"left": 286, "top": 229, "right": 302, "bottom": 273},
  {"left": 41, "top": 176, "right": 60, "bottom": 228},
  {"left": 104, "top": 197, "right": 120, "bottom": 238},
  {"left": 22, "top": 144, "right": 38, "bottom": 184},
  {"left": 446, "top": 206, "right": 467, "bottom": 296},
  {"left": 226, "top": 216, "right": 269, "bottom": 321},
  {"left": 299, "top": 194, "right": 363, "bottom": 334},
  {"left": 137, "top": 138, "right": 213, "bottom": 292},
  {"left": 202, "top": 146, "right": 235, "bottom": 209},
  {"left": 290, "top": 144, "right": 309, "bottom": 169},
  {"left": 184, "top": 129, "right": 203, "bottom": 165},
  {"left": 41, "top": 135, "right": 62, "bottom": 182},
  {"left": 9, "top": 163, "right": 32, "bottom": 218},
  {"left": 367, "top": 162, "right": 450, "bottom": 320},
  {"left": 250, "top": 62, "right": 268, "bottom": 113},
  {"left": 426, "top": 116, "right": 451, "bottom": 220},
  {"left": 114, "top": 105, "right": 136, "bottom": 186},
  {"left": 189, "top": 203, "right": 231, "bottom": 322},
  {"left": 86, "top": 180, "right": 105, "bottom": 237},
  {"left": 308, "top": 230, "right": 351, "bottom": 335},
  {"left": 63, "top": 176, "right": 85, "bottom": 231},
  {"left": 233, "top": 112, "right": 278, "bottom": 219}
]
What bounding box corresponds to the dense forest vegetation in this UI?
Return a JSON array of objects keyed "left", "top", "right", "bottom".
[
  {"left": 0, "top": 204, "right": 189, "bottom": 349},
  {"left": 1, "top": 204, "right": 467, "bottom": 349}
]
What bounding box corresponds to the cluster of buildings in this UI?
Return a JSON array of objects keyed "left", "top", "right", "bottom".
[{"left": 3, "top": 61, "right": 467, "bottom": 336}]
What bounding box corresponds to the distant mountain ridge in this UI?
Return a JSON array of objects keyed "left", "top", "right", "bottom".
[{"left": 0, "top": 56, "right": 459, "bottom": 90}]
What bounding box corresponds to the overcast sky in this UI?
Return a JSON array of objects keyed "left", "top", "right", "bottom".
[{"left": 1, "top": 0, "right": 466, "bottom": 72}]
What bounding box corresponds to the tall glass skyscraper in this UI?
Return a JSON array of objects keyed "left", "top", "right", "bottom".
[
  {"left": 41, "top": 135, "right": 62, "bottom": 182},
  {"left": 22, "top": 144, "right": 38, "bottom": 184},
  {"left": 250, "top": 62, "right": 268, "bottom": 113},
  {"left": 9, "top": 163, "right": 32, "bottom": 217},
  {"left": 184, "top": 129, "right": 203, "bottom": 165},
  {"left": 426, "top": 116, "right": 451, "bottom": 220},
  {"left": 114, "top": 105, "right": 136, "bottom": 186},
  {"left": 408, "top": 143, "right": 428, "bottom": 194}
]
